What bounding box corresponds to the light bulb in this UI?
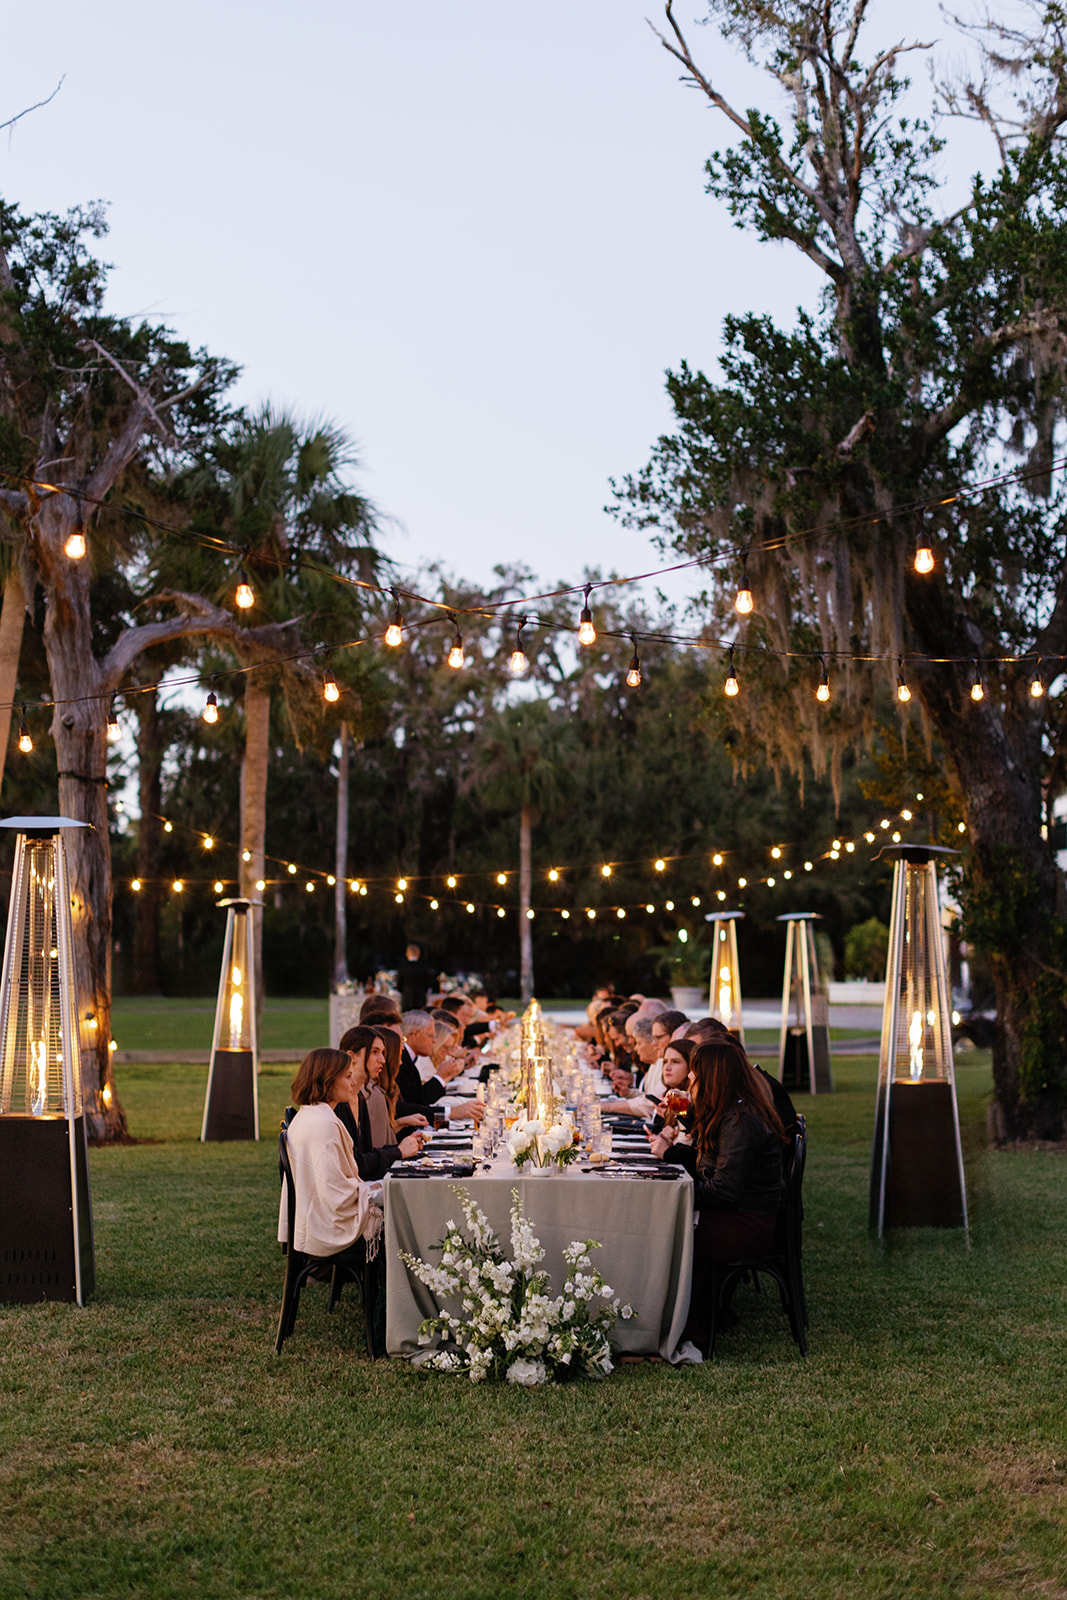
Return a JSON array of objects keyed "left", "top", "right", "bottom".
[
  {"left": 288, "top": 862, "right": 297, "bottom": 875},
  {"left": 323, "top": 667, "right": 340, "bottom": 702},
  {"left": 654, "top": 859, "right": 665, "bottom": 872},
  {"left": 914, "top": 536, "right": 935, "bottom": 575},
  {"left": 497, "top": 872, "right": 507, "bottom": 886},
  {"left": 725, "top": 666, "right": 739, "bottom": 696},
  {"left": 203, "top": 835, "right": 214, "bottom": 851},
  {"left": 578, "top": 587, "right": 596, "bottom": 645},
  {"left": 164, "top": 821, "right": 173, "bottom": 833},
  {"left": 771, "top": 846, "right": 782, "bottom": 859},
  {"left": 107, "top": 703, "right": 121, "bottom": 741},
  {"left": 712, "top": 853, "right": 723, "bottom": 866},
  {"left": 397, "top": 877, "right": 408, "bottom": 891},
  {"left": 816, "top": 678, "right": 831, "bottom": 703},
  {"left": 601, "top": 864, "right": 612, "bottom": 878},
  {"left": 446, "top": 874, "right": 457, "bottom": 888},
  {"left": 172, "top": 879, "right": 183, "bottom": 894},
  {"left": 430, "top": 898, "right": 439, "bottom": 910},
  {"left": 214, "top": 880, "right": 224, "bottom": 894},
  {"left": 734, "top": 585, "right": 753, "bottom": 616},
  {"left": 256, "top": 879, "right": 266, "bottom": 891},
  {"left": 306, "top": 881, "right": 314, "bottom": 893},
  {"left": 509, "top": 647, "right": 528, "bottom": 677},
  {"left": 17, "top": 724, "right": 32, "bottom": 754},
  {"left": 897, "top": 673, "right": 911, "bottom": 703},
  {"left": 626, "top": 657, "right": 642, "bottom": 688},
  {"left": 234, "top": 569, "right": 254, "bottom": 609},
  {"left": 971, "top": 678, "right": 984, "bottom": 702},
  {"left": 385, "top": 595, "right": 404, "bottom": 647},
  {"left": 548, "top": 868, "right": 559, "bottom": 882},
  {"left": 1031, "top": 671, "right": 1045, "bottom": 698},
  {"left": 242, "top": 849, "right": 251, "bottom": 862},
  {"left": 131, "top": 879, "right": 141, "bottom": 892},
  {"left": 447, "top": 633, "right": 464, "bottom": 669},
  {"left": 65, "top": 530, "right": 87, "bottom": 560},
  {"left": 202, "top": 692, "right": 219, "bottom": 724}
]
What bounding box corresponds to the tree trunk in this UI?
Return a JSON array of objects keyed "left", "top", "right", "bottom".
[
  {"left": 40, "top": 524, "right": 127, "bottom": 1142},
  {"left": 132, "top": 688, "right": 163, "bottom": 994},
  {"left": 0, "top": 566, "right": 26, "bottom": 797},
  {"left": 519, "top": 801, "right": 534, "bottom": 1002},
  {"left": 333, "top": 721, "right": 350, "bottom": 989},
  {"left": 240, "top": 679, "right": 270, "bottom": 1021}
]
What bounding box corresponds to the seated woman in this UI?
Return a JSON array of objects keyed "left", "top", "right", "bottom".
[
  {"left": 650, "top": 1037, "right": 786, "bottom": 1348},
  {"left": 649, "top": 1037, "right": 696, "bottom": 1135},
  {"left": 335, "top": 1026, "right": 425, "bottom": 1177},
  {"left": 428, "top": 1019, "right": 485, "bottom": 1125},
  {"left": 280, "top": 1047, "right": 386, "bottom": 1266}
]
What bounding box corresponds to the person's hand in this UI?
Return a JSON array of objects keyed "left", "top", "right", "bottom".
[
  {"left": 396, "top": 1113, "right": 428, "bottom": 1129},
  {"left": 399, "top": 1131, "right": 425, "bottom": 1159},
  {"left": 448, "top": 1101, "right": 484, "bottom": 1123},
  {"left": 648, "top": 1131, "right": 674, "bottom": 1159},
  {"left": 436, "top": 1056, "right": 462, "bottom": 1082},
  {"left": 610, "top": 1069, "right": 634, "bottom": 1093}
]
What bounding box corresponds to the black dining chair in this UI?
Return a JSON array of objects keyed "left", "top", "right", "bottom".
[
  {"left": 701, "top": 1115, "right": 808, "bottom": 1358},
  {"left": 275, "top": 1125, "right": 382, "bottom": 1358}
]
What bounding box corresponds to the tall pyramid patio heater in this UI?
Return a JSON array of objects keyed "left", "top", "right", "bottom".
[
  {"left": 0, "top": 816, "right": 95, "bottom": 1305},
  {"left": 706, "top": 910, "right": 745, "bottom": 1045},
  {"left": 201, "top": 898, "right": 260, "bottom": 1142},
  {"left": 869, "top": 846, "right": 967, "bottom": 1236},
  {"left": 777, "top": 912, "right": 833, "bottom": 1093}
]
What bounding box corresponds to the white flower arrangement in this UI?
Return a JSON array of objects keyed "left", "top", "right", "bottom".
[
  {"left": 401, "top": 1186, "right": 634, "bottom": 1384},
  {"left": 505, "top": 1113, "right": 580, "bottom": 1170}
]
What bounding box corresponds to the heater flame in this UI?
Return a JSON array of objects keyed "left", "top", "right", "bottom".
[
  {"left": 30, "top": 1039, "right": 47, "bottom": 1115},
  {"left": 909, "top": 1009, "right": 924, "bottom": 1080},
  {"left": 229, "top": 989, "right": 244, "bottom": 1050}
]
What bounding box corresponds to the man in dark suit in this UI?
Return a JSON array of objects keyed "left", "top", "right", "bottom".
[{"left": 397, "top": 944, "right": 435, "bottom": 1013}]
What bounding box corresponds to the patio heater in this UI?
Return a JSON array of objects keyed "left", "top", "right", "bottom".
[
  {"left": 201, "top": 898, "right": 260, "bottom": 1142},
  {"left": 869, "top": 846, "right": 967, "bottom": 1235},
  {"left": 777, "top": 912, "right": 833, "bottom": 1093},
  {"left": 0, "top": 816, "right": 95, "bottom": 1305},
  {"left": 705, "top": 910, "right": 745, "bottom": 1045}
]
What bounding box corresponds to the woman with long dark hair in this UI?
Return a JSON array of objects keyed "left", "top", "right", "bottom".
[{"left": 651, "top": 1037, "right": 786, "bottom": 1349}]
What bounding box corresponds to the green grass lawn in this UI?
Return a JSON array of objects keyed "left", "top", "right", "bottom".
[
  {"left": 111, "top": 996, "right": 329, "bottom": 1053},
  {"left": 1, "top": 1052, "right": 1064, "bottom": 1600}
]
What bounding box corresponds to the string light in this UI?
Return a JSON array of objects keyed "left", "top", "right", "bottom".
[
  {"left": 447, "top": 617, "right": 465, "bottom": 670},
  {"left": 508, "top": 615, "right": 529, "bottom": 678},
  {"left": 497, "top": 907, "right": 506, "bottom": 919},
  {"left": 654, "top": 859, "right": 666, "bottom": 872},
  {"left": 234, "top": 567, "right": 255, "bottom": 610},
  {"left": 1030, "top": 661, "right": 1045, "bottom": 698},
  {"left": 665, "top": 900, "right": 675, "bottom": 910},
  {"left": 131, "top": 879, "right": 141, "bottom": 892},
  {"left": 561, "top": 909, "right": 570, "bottom": 920},
  {"left": 646, "top": 903, "right": 655, "bottom": 912},
  {"left": 172, "top": 880, "right": 183, "bottom": 894},
  {"left": 586, "top": 908, "right": 596, "bottom": 920},
  {"left": 528, "top": 909, "right": 536, "bottom": 920},
  {"left": 430, "top": 898, "right": 439, "bottom": 910},
  {"left": 816, "top": 656, "right": 831, "bottom": 703},
  {"left": 601, "top": 865, "right": 612, "bottom": 878},
  {"left": 106, "top": 698, "right": 121, "bottom": 742},
  {"left": 328, "top": 874, "right": 336, "bottom": 886},
  {"left": 164, "top": 821, "right": 173, "bottom": 833},
  {"left": 616, "top": 908, "right": 626, "bottom": 919},
  {"left": 306, "top": 881, "right": 315, "bottom": 893},
  {"left": 385, "top": 589, "right": 404, "bottom": 648},
  {"left": 712, "top": 853, "right": 723, "bottom": 867},
  {"left": 805, "top": 861, "right": 813, "bottom": 871},
  {"left": 256, "top": 879, "right": 266, "bottom": 891},
  {"left": 323, "top": 664, "right": 340, "bottom": 703},
  {"left": 691, "top": 896, "right": 700, "bottom": 906},
  {"left": 845, "top": 841, "right": 855, "bottom": 853},
  {"left": 717, "top": 890, "right": 726, "bottom": 901},
  {"left": 771, "top": 846, "right": 782, "bottom": 860},
  {"left": 203, "top": 836, "right": 214, "bottom": 851},
  {"left": 397, "top": 877, "right": 408, "bottom": 891},
  {"left": 784, "top": 869, "right": 793, "bottom": 879},
  {"left": 466, "top": 902, "right": 475, "bottom": 913},
  {"left": 243, "top": 849, "right": 252, "bottom": 862},
  {"left": 17, "top": 706, "right": 31, "bottom": 753},
  {"left": 625, "top": 636, "right": 642, "bottom": 688},
  {"left": 496, "top": 873, "right": 507, "bottom": 886},
  {"left": 288, "top": 863, "right": 297, "bottom": 875},
  {"left": 446, "top": 874, "right": 457, "bottom": 888},
  {"left": 970, "top": 661, "right": 985, "bottom": 701},
  {"left": 897, "top": 661, "right": 911, "bottom": 703},
  {"left": 737, "top": 877, "right": 747, "bottom": 888},
  {"left": 395, "top": 892, "right": 404, "bottom": 904},
  {"left": 548, "top": 868, "right": 560, "bottom": 882},
  {"left": 214, "top": 880, "right": 224, "bottom": 894},
  {"left": 914, "top": 522, "right": 935, "bottom": 575},
  {"left": 577, "top": 585, "right": 596, "bottom": 646},
  {"left": 900, "top": 809, "right": 913, "bottom": 821},
  {"left": 724, "top": 647, "right": 740, "bottom": 697},
  {"left": 203, "top": 676, "right": 219, "bottom": 724},
  {"left": 64, "top": 529, "right": 87, "bottom": 560},
  {"left": 734, "top": 556, "right": 753, "bottom": 616}
]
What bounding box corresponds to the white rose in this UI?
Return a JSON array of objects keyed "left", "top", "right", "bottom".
[
  {"left": 506, "top": 1357, "right": 548, "bottom": 1387},
  {"left": 542, "top": 1121, "right": 573, "bottom": 1157}
]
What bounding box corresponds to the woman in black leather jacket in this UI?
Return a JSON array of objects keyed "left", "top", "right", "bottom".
[{"left": 651, "top": 1038, "right": 786, "bottom": 1341}]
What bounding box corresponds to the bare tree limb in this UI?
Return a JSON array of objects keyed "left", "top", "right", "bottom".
[
  {"left": 0, "top": 77, "right": 64, "bottom": 137},
  {"left": 921, "top": 311, "right": 1067, "bottom": 445},
  {"left": 836, "top": 411, "right": 875, "bottom": 457},
  {"left": 78, "top": 338, "right": 170, "bottom": 436}
]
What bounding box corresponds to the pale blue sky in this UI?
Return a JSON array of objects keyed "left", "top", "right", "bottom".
[{"left": 1, "top": 2, "right": 985, "bottom": 612}]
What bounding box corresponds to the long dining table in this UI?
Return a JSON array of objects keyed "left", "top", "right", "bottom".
[{"left": 384, "top": 1161, "right": 694, "bottom": 1360}]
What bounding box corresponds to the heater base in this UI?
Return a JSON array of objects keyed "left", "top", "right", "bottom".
[
  {"left": 780, "top": 1026, "right": 833, "bottom": 1093},
  {"left": 870, "top": 1079, "right": 966, "bottom": 1229},
  {"left": 202, "top": 1050, "right": 258, "bottom": 1141},
  {"left": 0, "top": 1115, "right": 95, "bottom": 1304}
]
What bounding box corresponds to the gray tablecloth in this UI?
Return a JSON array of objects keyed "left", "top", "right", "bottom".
[{"left": 384, "top": 1167, "right": 693, "bottom": 1360}]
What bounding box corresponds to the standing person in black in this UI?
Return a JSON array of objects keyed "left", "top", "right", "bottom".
[{"left": 397, "top": 943, "right": 435, "bottom": 1013}]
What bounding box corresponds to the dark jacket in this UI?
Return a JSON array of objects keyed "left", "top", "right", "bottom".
[
  {"left": 396, "top": 1045, "right": 446, "bottom": 1116},
  {"left": 666, "top": 1107, "right": 784, "bottom": 1215},
  {"left": 332, "top": 1099, "right": 401, "bottom": 1181}
]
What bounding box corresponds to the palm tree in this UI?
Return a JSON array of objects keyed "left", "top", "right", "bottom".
[{"left": 471, "top": 700, "right": 574, "bottom": 1001}]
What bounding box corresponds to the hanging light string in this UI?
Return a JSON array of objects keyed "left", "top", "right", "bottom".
[
  {"left": 3, "top": 445, "right": 1066, "bottom": 642},
  {"left": 138, "top": 800, "right": 941, "bottom": 902}
]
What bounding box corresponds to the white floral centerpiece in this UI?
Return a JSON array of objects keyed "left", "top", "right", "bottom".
[
  {"left": 506, "top": 1113, "right": 580, "bottom": 1171},
  {"left": 401, "top": 1186, "right": 634, "bottom": 1384}
]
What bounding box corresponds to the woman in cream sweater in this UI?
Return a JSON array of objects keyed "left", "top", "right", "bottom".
[{"left": 280, "top": 1048, "right": 384, "bottom": 1261}]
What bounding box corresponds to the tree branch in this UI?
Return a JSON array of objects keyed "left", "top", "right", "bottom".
[
  {"left": 921, "top": 311, "right": 1067, "bottom": 446},
  {"left": 0, "top": 77, "right": 64, "bottom": 136},
  {"left": 101, "top": 594, "right": 303, "bottom": 695}
]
